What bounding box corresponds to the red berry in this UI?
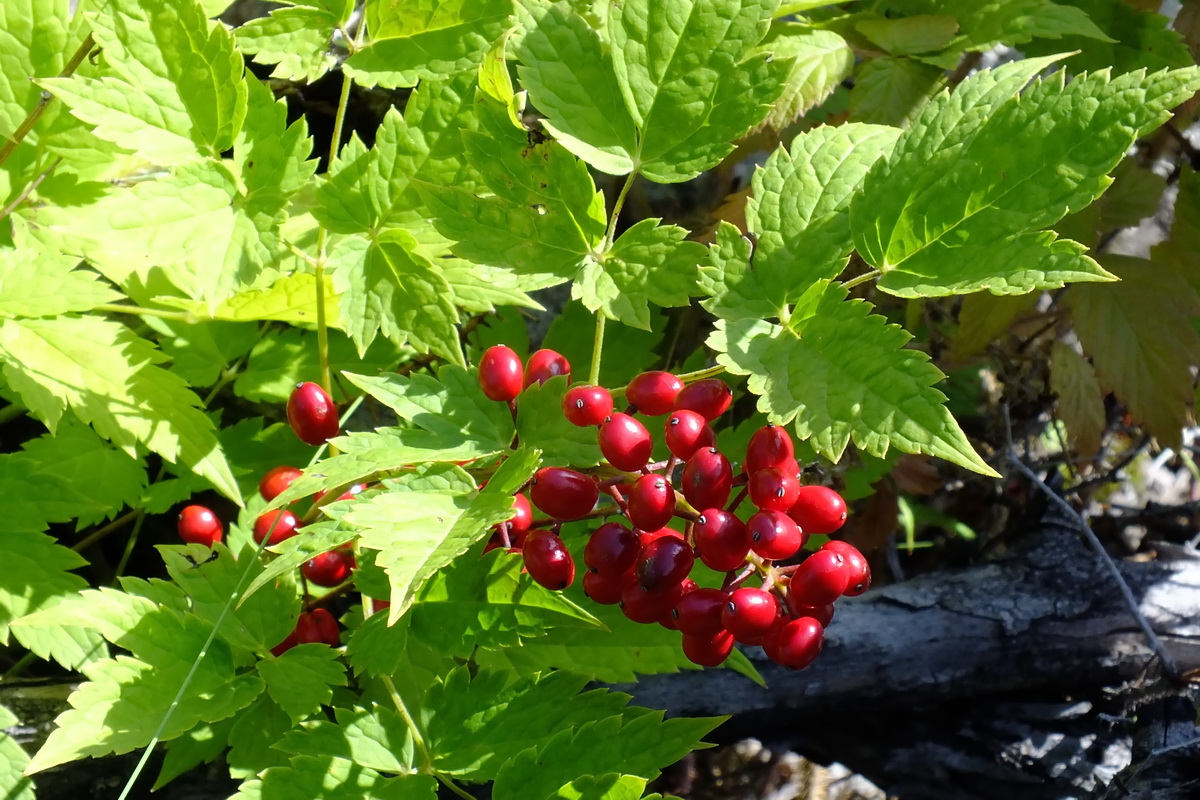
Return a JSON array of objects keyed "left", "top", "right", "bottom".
[
  {"left": 681, "top": 629, "right": 735, "bottom": 667},
  {"left": 663, "top": 410, "right": 715, "bottom": 460},
  {"left": 821, "top": 540, "right": 871, "bottom": 596},
  {"left": 693, "top": 509, "right": 751, "bottom": 571},
  {"left": 673, "top": 588, "right": 730, "bottom": 635},
  {"left": 254, "top": 509, "right": 300, "bottom": 546},
  {"left": 269, "top": 628, "right": 299, "bottom": 656},
  {"left": 177, "top": 505, "right": 223, "bottom": 547},
  {"left": 638, "top": 526, "right": 684, "bottom": 548},
  {"left": 789, "top": 550, "right": 850, "bottom": 607},
  {"left": 584, "top": 521, "right": 640, "bottom": 576},
  {"left": 620, "top": 580, "right": 688, "bottom": 624},
  {"left": 598, "top": 413, "right": 653, "bottom": 472},
  {"left": 524, "top": 348, "right": 571, "bottom": 387},
  {"left": 522, "top": 531, "right": 575, "bottom": 590},
  {"left": 287, "top": 382, "right": 339, "bottom": 446},
  {"left": 296, "top": 607, "right": 340, "bottom": 646},
  {"left": 529, "top": 467, "right": 598, "bottom": 520},
  {"left": 302, "top": 549, "right": 356, "bottom": 587},
  {"left": 627, "top": 474, "right": 675, "bottom": 532},
  {"left": 681, "top": 448, "right": 733, "bottom": 511},
  {"left": 625, "top": 371, "right": 684, "bottom": 416},
  {"left": 259, "top": 466, "right": 302, "bottom": 502},
  {"left": 508, "top": 493, "right": 533, "bottom": 538},
  {"left": 722, "top": 587, "right": 780, "bottom": 645},
  {"left": 748, "top": 467, "right": 801, "bottom": 512},
  {"left": 636, "top": 536, "right": 694, "bottom": 591},
  {"left": 674, "top": 379, "right": 732, "bottom": 421},
  {"left": 583, "top": 570, "right": 627, "bottom": 604},
  {"left": 478, "top": 345, "right": 524, "bottom": 401},
  {"left": 744, "top": 424, "right": 796, "bottom": 477},
  {"left": 787, "top": 600, "right": 835, "bottom": 627},
  {"left": 788, "top": 485, "right": 848, "bottom": 535},
  {"left": 747, "top": 510, "right": 804, "bottom": 561},
  {"left": 562, "top": 384, "right": 613, "bottom": 426},
  {"left": 767, "top": 617, "right": 824, "bottom": 670}
]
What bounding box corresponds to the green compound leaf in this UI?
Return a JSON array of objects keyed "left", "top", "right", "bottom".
[
  {"left": 492, "top": 708, "right": 722, "bottom": 800},
  {"left": 235, "top": 6, "right": 341, "bottom": 84},
  {"left": 158, "top": 272, "right": 338, "bottom": 327},
  {"left": 226, "top": 695, "right": 292, "bottom": 778},
  {"left": 852, "top": 58, "right": 1200, "bottom": 297},
  {"left": 515, "top": 376, "right": 604, "bottom": 467},
  {"left": 330, "top": 231, "right": 464, "bottom": 364},
  {"left": 848, "top": 56, "right": 943, "bottom": 127},
  {"left": 0, "top": 0, "right": 71, "bottom": 141},
  {"left": 314, "top": 73, "right": 478, "bottom": 234},
  {"left": 274, "top": 705, "right": 416, "bottom": 773},
  {"left": 421, "top": 93, "right": 607, "bottom": 288},
  {"left": 154, "top": 718, "right": 234, "bottom": 791},
  {"left": 756, "top": 24, "right": 854, "bottom": 132},
  {"left": 574, "top": 219, "right": 707, "bottom": 330},
  {"left": 747, "top": 123, "right": 900, "bottom": 301},
  {"left": 709, "top": 281, "right": 998, "bottom": 476},
  {"left": 699, "top": 222, "right": 776, "bottom": 322},
  {"left": 257, "top": 644, "right": 348, "bottom": 725},
  {"left": 346, "top": 0, "right": 514, "bottom": 87},
  {"left": 1021, "top": 0, "right": 1192, "bottom": 74},
  {"left": 0, "top": 316, "right": 241, "bottom": 501},
  {"left": 0, "top": 247, "right": 122, "bottom": 318},
  {"left": 0, "top": 707, "right": 34, "bottom": 800},
  {"left": 233, "top": 755, "right": 436, "bottom": 800},
  {"left": 42, "top": 0, "right": 247, "bottom": 163},
  {"left": 856, "top": 14, "right": 959, "bottom": 55}
]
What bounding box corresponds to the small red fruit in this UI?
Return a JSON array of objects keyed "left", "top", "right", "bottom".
[
  {"left": 287, "top": 382, "right": 339, "bottom": 446},
  {"left": 478, "top": 345, "right": 524, "bottom": 401},
  {"left": 626, "top": 474, "right": 675, "bottom": 532},
  {"left": 744, "top": 424, "right": 796, "bottom": 476},
  {"left": 663, "top": 410, "right": 715, "bottom": 460},
  {"left": 673, "top": 588, "right": 730, "bottom": 635},
  {"left": 722, "top": 587, "right": 780, "bottom": 645},
  {"left": 522, "top": 531, "right": 575, "bottom": 590},
  {"left": 636, "top": 536, "right": 694, "bottom": 591},
  {"left": 505, "top": 493, "right": 533, "bottom": 544},
  {"left": 748, "top": 467, "right": 802, "bottom": 512},
  {"left": 625, "top": 371, "right": 684, "bottom": 416},
  {"left": 302, "top": 549, "right": 356, "bottom": 587},
  {"left": 693, "top": 509, "right": 751, "bottom": 571},
  {"left": 821, "top": 539, "right": 871, "bottom": 596},
  {"left": 562, "top": 384, "right": 613, "bottom": 426},
  {"left": 524, "top": 349, "right": 571, "bottom": 387},
  {"left": 787, "top": 600, "right": 835, "bottom": 627},
  {"left": 253, "top": 508, "right": 300, "bottom": 546},
  {"left": 767, "top": 617, "right": 824, "bottom": 670},
  {"left": 584, "top": 521, "right": 641, "bottom": 576},
  {"left": 598, "top": 413, "right": 653, "bottom": 472},
  {"left": 673, "top": 379, "right": 732, "bottom": 421},
  {"left": 789, "top": 550, "right": 850, "bottom": 607},
  {"left": 177, "top": 505, "right": 223, "bottom": 547},
  {"left": 681, "top": 448, "right": 733, "bottom": 511},
  {"left": 681, "top": 629, "right": 735, "bottom": 667},
  {"left": 529, "top": 467, "right": 598, "bottom": 520},
  {"left": 788, "top": 485, "right": 848, "bottom": 535},
  {"left": 295, "top": 607, "right": 340, "bottom": 646},
  {"left": 747, "top": 510, "right": 804, "bottom": 561},
  {"left": 620, "top": 580, "right": 688, "bottom": 624},
  {"left": 259, "top": 466, "right": 302, "bottom": 502},
  {"left": 583, "top": 570, "right": 627, "bottom": 604}
]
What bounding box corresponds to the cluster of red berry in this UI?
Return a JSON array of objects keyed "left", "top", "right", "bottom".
[
  {"left": 478, "top": 345, "right": 870, "bottom": 671},
  {"left": 175, "top": 381, "right": 358, "bottom": 654}
]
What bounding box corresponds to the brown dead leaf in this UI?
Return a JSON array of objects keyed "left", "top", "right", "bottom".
[
  {"left": 889, "top": 454, "right": 943, "bottom": 496},
  {"left": 838, "top": 479, "right": 898, "bottom": 556},
  {"left": 696, "top": 185, "right": 751, "bottom": 244}
]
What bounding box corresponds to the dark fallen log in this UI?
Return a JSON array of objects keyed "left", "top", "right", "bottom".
[{"left": 622, "top": 527, "right": 1200, "bottom": 800}]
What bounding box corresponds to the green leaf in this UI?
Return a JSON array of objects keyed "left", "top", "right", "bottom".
[
  {"left": 748, "top": 123, "right": 900, "bottom": 298},
  {"left": 1021, "top": 0, "right": 1191, "bottom": 74},
  {"left": 240, "top": 521, "right": 357, "bottom": 605},
  {"left": 442, "top": 259, "right": 542, "bottom": 312},
  {"left": 331, "top": 231, "right": 464, "bottom": 364},
  {"left": 852, "top": 59, "right": 1199, "bottom": 297},
  {"left": 492, "top": 708, "right": 722, "bottom": 800},
  {"left": 699, "top": 222, "right": 776, "bottom": 322},
  {"left": 478, "top": 26, "right": 526, "bottom": 129},
  {"left": 236, "top": 6, "right": 341, "bottom": 84},
  {"left": 42, "top": 0, "right": 247, "bottom": 163},
  {"left": 709, "top": 281, "right": 999, "bottom": 475},
  {"left": 0, "top": 316, "right": 241, "bottom": 501},
  {"left": 552, "top": 774, "right": 647, "bottom": 800},
  {"left": 158, "top": 272, "right": 338, "bottom": 327},
  {"left": 156, "top": 319, "right": 257, "bottom": 388},
  {"left": 1050, "top": 340, "right": 1105, "bottom": 459},
  {"left": 856, "top": 15, "right": 958, "bottom": 55},
  {"left": 154, "top": 718, "right": 234, "bottom": 791},
  {"left": 0, "top": 0, "right": 72, "bottom": 141},
  {"left": 0, "top": 247, "right": 122, "bottom": 317},
  {"left": 273, "top": 705, "right": 415, "bottom": 773},
  {"left": 234, "top": 755, "right": 437, "bottom": 800},
  {"left": 226, "top": 695, "right": 293, "bottom": 777},
  {"left": 0, "top": 706, "right": 35, "bottom": 800},
  {"left": 257, "top": 644, "right": 348, "bottom": 724},
  {"left": 515, "top": 377, "right": 603, "bottom": 467},
  {"left": 421, "top": 93, "right": 607, "bottom": 287},
  {"left": 2, "top": 532, "right": 90, "bottom": 659},
  {"left": 848, "top": 56, "right": 942, "bottom": 127},
  {"left": 233, "top": 327, "right": 401, "bottom": 404},
  {"left": 574, "top": 219, "right": 706, "bottom": 330},
  {"left": 756, "top": 24, "right": 854, "bottom": 131},
  {"left": 346, "top": 0, "right": 513, "bottom": 87}
]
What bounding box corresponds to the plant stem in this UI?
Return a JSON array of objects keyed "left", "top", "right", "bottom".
[
  {"left": 0, "top": 35, "right": 94, "bottom": 169},
  {"left": 588, "top": 313, "right": 606, "bottom": 385},
  {"left": 72, "top": 509, "right": 140, "bottom": 552},
  {"left": 0, "top": 156, "right": 61, "bottom": 222},
  {"left": 840, "top": 269, "right": 881, "bottom": 291},
  {"left": 110, "top": 509, "right": 148, "bottom": 583},
  {"left": 382, "top": 674, "right": 432, "bottom": 769},
  {"left": 604, "top": 172, "right": 637, "bottom": 246},
  {"left": 92, "top": 303, "right": 193, "bottom": 321}
]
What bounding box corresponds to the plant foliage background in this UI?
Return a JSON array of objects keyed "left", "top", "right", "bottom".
[{"left": 1, "top": 0, "right": 1199, "bottom": 798}]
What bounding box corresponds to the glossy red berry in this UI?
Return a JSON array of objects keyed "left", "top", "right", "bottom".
[
  {"left": 253, "top": 509, "right": 300, "bottom": 546},
  {"left": 674, "top": 379, "right": 732, "bottom": 421},
  {"left": 682, "top": 629, "right": 735, "bottom": 667},
  {"left": 788, "top": 485, "right": 848, "bottom": 535},
  {"left": 287, "top": 382, "right": 339, "bottom": 446},
  {"left": 693, "top": 509, "right": 751, "bottom": 571},
  {"left": 636, "top": 536, "right": 694, "bottom": 591},
  {"left": 295, "top": 607, "right": 340, "bottom": 646},
  {"left": 620, "top": 580, "right": 688, "bottom": 624},
  {"left": 259, "top": 466, "right": 302, "bottom": 502},
  {"left": 302, "top": 549, "right": 356, "bottom": 587},
  {"left": 663, "top": 410, "right": 715, "bottom": 460},
  {"left": 177, "top": 505, "right": 223, "bottom": 547},
  {"left": 787, "top": 600, "right": 835, "bottom": 627},
  {"left": 767, "top": 617, "right": 824, "bottom": 670},
  {"left": 673, "top": 588, "right": 730, "bottom": 635},
  {"left": 529, "top": 467, "right": 598, "bottom": 520},
  {"left": 821, "top": 539, "right": 871, "bottom": 596},
  {"left": 508, "top": 493, "right": 533, "bottom": 538},
  {"left": 478, "top": 345, "right": 524, "bottom": 401},
  {"left": 748, "top": 467, "right": 801, "bottom": 512},
  {"left": 562, "top": 384, "right": 613, "bottom": 426},
  {"left": 627, "top": 474, "right": 675, "bottom": 532},
  {"left": 747, "top": 510, "right": 804, "bottom": 561},
  {"left": 721, "top": 587, "right": 780, "bottom": 645},
  {"left": 625, "top": 371, "right": 684, "bottom": 416},
  {"left": 789, "top": 550, "right": 850, "bottom": 607},
  {"left": 638, "top": 526, "right": 684, "bottom": 548},
  {"left": 524, "top": 348, "right": 571, "bottom": 387},
  {"left": 681, "top": 448, "right": 733, "bottom": 511},
  {"left": 744, "top": 424, "right": 796, "bottom": 477},
  {"left": 598, "top": 412, "right": 653, "bottom": 472},
  {"left": 584, "top": 521, "right": 640, "bottom": 576},
  {"left": 583, "top": 570, "right": 627, "bottom": 604},
  {"left": 522, "top": 531, "right": 575, "bottom": 590}
]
